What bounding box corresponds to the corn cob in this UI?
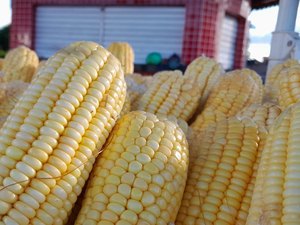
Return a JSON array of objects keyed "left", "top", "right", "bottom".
[
  {"left": 184, "top": 56, "right": 224, "bottom": 107},
  {"left": 0, "top": 80, "right": 29, "bottom": 131},
  {"left": 125, "top": 73, "right": 152, "bottom": 110},
  {"left": 191, "top": 69, "right": 262, "bottom": 132},
  {"left": 0, "top": 81, "right": 29, "bottom": 117},
  {"left": 2, "top": 46, "right": 39, "bottom": 83},
  {"left": 237, "top": 102, "right": 282, "bottom": 131},
  {"left": 0, "top": 116, "right": 6, "bottom": 128},
  {"left": 137, "top": 70, "right": 201, "bottom": 121},
  {"left": 246, "top": 102, "right": 300, "bottom": 225},
  {"left": 177, "top": 117, "right": 266, "bottom": 225},
  {"left": 0, "top": 41, "right": 126, "bottom": 224},
  {"left": 31, "top": 60, "right": 48, "bottom": 81},
  {"left": 108, "top": 42, "right": 135, "bottom": 74},
  {"left": 75, "top": 111, "right": 189, "bottom": 225},
  {"left": 278, "top": 64, "right": 300, "bottom": 110},
  {"left": 264, "top": 59, "right": 299, "bottom": 102},
  {"left": 120, "top": 93, "right": 131, "bottom": 117},
  {"left": 0, "top": 58, "right": 4, "bottom": 70}
]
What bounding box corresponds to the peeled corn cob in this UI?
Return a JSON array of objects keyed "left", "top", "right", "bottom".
[
  {"left": 177, "top": 117, "right": 266, "bottom": 225},
  {"left": 264, "top": 59, "right": 299, "bottom": 102},
  {"left": 278, "top": 64, "right": 300, "bottom": 109},
  {"left": 237, "top": 102, "right": 282, "bottom": 131},
  {"left": 0, "top": 81, "right": 29, "bottom": 128},
  {"left": 138, "top": 70, "right": 201, "bottom": 121},
  {"left": 184, "top": 56, "right": 224, "bottom": 107},
  {"left": 246, "top": 102, "right": 300, "bottom": 225},
  {"left": 75, "top": 111, "right": 189, "bottom": 225},
  {"left": 0, "top": 41, "right": 126, "bottom": 224},
  {"left": 0, "top": 58, "right": 4, "bottom": 70},
  {"left": 2, "top": 46, "right": 39, "bottom": 82},
  {"left": 108, "top": 42, "right": 135, "bottom": 74},
  {"left": 120, "top": 93, "right": 131, "bottom": 117},
  {"left": 0, "top": 80, "right": 29, "bottom": 117},
  {"left": 191, "top": 69, "right": 263, "bottom": 132},
  {"left": 125, "top": 73, "right": 152, "bottom": 110},
  {"left": 31, "top": 60, "right": 48, "bottom": 81}
]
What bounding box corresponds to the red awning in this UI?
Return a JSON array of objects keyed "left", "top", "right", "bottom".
[{"left": 251, "top": 0, "right": 279, "bottom": 9}]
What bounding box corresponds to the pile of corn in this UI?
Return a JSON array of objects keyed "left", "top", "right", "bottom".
[{"left": 0, "top": 41, "right": 299, "bottom": 225}]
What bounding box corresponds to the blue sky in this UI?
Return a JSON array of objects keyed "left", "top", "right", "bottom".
[
  {"left": 249, "top": 5, "right": 300, "bottom": 61},
  {"left": 0, "top": 0, "right": 299, "bottom": 61}
]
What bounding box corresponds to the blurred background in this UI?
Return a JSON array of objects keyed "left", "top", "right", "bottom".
[{"left": 0, "top": 0, "right": 299, "bottom": 78}]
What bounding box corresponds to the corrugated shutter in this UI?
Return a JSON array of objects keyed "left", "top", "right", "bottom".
[
  {"left": 103, "top": 7, "right": 186, "bottom": 64},
  {"left": 35, "top": 6, "right": 103, "bottom": 58},
  {"left": 217, "top": 15, "right": 238, "bottom": 70}
]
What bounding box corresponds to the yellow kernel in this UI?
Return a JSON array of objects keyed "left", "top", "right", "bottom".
[
  {"left": 135, "top": 137, "right": 146, "bottom": 147},
  {"left": 118, "top": 184, "right": 131, "bottom": 198},
  {"left": 120, "top": 210, "right": 138, "bottom": 224},
  {"left": 107, "top": 202, "right": 125, "bottom": 215},
  {"left": 128, "top": 161, "right": 142, "bottom": 174},
  {"left": 130, "top": 187, "right": 143, "bottom": 201},
  {"left": 103, "top": 184, "right": 117, "bottom": 197},
  {"left": 127, "top": 145, "right": 140, "bottom": 155},
  {"left": 116, "top": 220, "right": 131, "bottom": 225},
  {"left": 140, "top": 211, "right": 156, "bottom": 224},
  {"left": 115, "top": 158, "right": 128, "bottom": 170},
  {"left": 141, "top": 191, "right": 156, "bottom": 207},
  {"left": 86, "top": 209, "right": 100, "bottom": 221},
  {"left": 152, "top": 174, "right": 165, "bottom": 187},
  {"left": 136, "top": 153, "right": 151, "bottom": 164},
  {"left": 121, "top": 172, "right": 135, "bottom": 185},
  {"left": 144, "top": 163, "right": 159, "bottom": 175},
  {"left": 105, "top": 175, "right": 121, "bottom": 185},
  {"left": 137, "top": 171, "right": 152, "bottom": 184},
  {"left": 133, "top": 177, "right": 148, "bottom": 191},
  {"left": 110, "top": 193, "right": 127, "bottom": 207},
  {"left": 127, "top": 199, "right": 143, "bottom": 214},
  {"left": 147, "top": 140, "right": 159, "bottom": 151},
  {"left": 101, "top": 210, "right": 119, "bottom": 223},
  {"left": 121, "top": 152, "right": 135, "bottom": 162},
  {"left": 148, "top": 184, "right": 162, "bottom": 197},
  {"left": 141, "top": 146, "right": 155, "bottom": 157},
  {"left": 111, "top": 167, "right": 126, "bottom": 176},
  {"left": 140, "top": 127, "right": 152, "bottom": 137},
  {"left": 98, "top": 221, "right": 113, "bottom": 225}
]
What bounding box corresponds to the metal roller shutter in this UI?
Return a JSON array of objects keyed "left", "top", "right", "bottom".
[
  {"left": 35, "top": 6, "right": 103, "bottom": 58},
  {"left": 217, "top": 15, "right": 238, "bottom": 70},
  {"left": 103, "top": 7, "right": 186, "bottom": 64}
]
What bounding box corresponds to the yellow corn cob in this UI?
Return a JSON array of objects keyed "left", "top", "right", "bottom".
[
  {"left": 0, "top": 80, "right": 29, "bottom": 117},
  {"left": 120, "top": 93, "right": 131, "bottom": 117},
  {"left": 177, "top": 117, "right": 266, "bottom": 225},
  {"left": 0, "top": 58, "right": 4, "bottom": 70},
  {"left": 264, "top": 59, "right": 299, "bottom": 102},
  {"left": 0, "top": 116, "right": 6, "bottom": 128},
  {"left": 191, "top": 69, "right": 262, "bottom": 132},
  {"left": 246, "top": 102, "right": 300, "bottom": 225},
  {"left": 126, "top": 73, "right": 152, "bottom": 88},
  {"left": 137, "top": 70, "right": 201, "bottom": 121},
  {"left": 125, "top": 73, "right": 152, "bottom": 110},
  {"left": 2, "top": 46, "right": 39, "bottom": 82},
  {"left": 31, "top": 60, "right": 48, "bottom": 81},
  {"left": 0, "top": 41, "right": 126, "bottom": 224},
  {"left": 188, "top": 119, "right": 219, "bottom": 165},
  {"left": 278, "top": 64, "right": 300, "bottom": 110},
  {"left": 184, "top": 56, "right": 224, "bottom": 107},
  {"left": 0, "top": 73, "right": 6, "bottom": 97},
  {"left": 237, "top": 102, "right": 282, "bottom": 131},
  {"left": 75, "top": 111, "right": 189, "bottom": 225},
  {"left": 108, "top": 42, "right": 135, "bottom": 74}
]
